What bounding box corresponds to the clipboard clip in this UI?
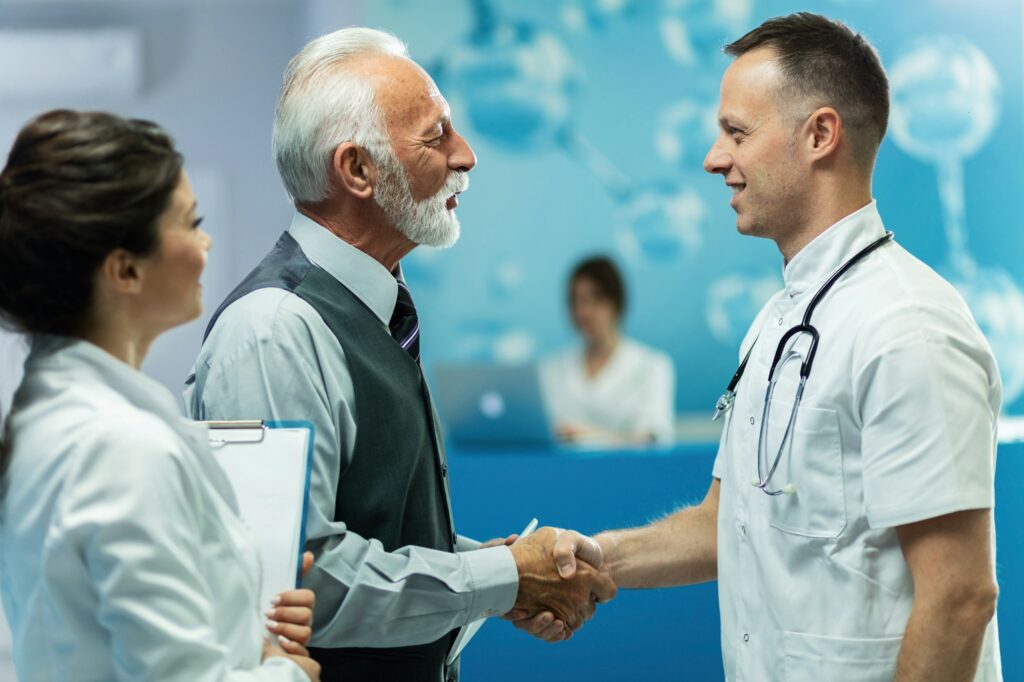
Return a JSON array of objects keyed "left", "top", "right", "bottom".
[{"left": 202, "top": 420, "right": 267, "bottom": 445}]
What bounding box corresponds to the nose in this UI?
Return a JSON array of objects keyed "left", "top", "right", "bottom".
[
  {"left": 200, "top": 229, "right": 213, "bottom": 251},
  {"left": 449, "top": 128, "right": 477, "bottom": 173},
  {"left": 703, "top": 138, "right": 732, "bottom": 176}
]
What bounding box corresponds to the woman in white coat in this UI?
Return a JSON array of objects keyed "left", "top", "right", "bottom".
[
  {"left": 540, "top": 256, "right": 676, "bottom": 445},
  {"left": 0, "top": 110, "right": 319, "bottom": 681}
]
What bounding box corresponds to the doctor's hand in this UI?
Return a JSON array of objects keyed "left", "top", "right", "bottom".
[
  {"left": 266, "top": 552, "right": 316, "bottom": 655},
  {"left": 550, "top": 529, "right": 608, "bottom": 580},
  {"left": 262, "top": 641, "right": 321, "bottom": 681},
  {"left": 508, "top": 527, "right": 616, "bottom": 637}
]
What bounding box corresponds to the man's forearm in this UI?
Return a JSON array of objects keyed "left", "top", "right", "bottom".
[
  {"left": 305, "top": 537, "right": 518, "bottom": 648},
  {"left": 894, "top": 593, "right": 995, "bottom": 681},
  {"left": 597, "top": 500, "right": 718, "bottom": 589}
]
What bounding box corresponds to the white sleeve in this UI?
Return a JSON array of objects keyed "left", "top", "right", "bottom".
[
  {"left": 49, "top": 417, "right": 305, "bottom": 682},
  {"left": 853, "top": 304, "right": 999, "bottom": 528}
]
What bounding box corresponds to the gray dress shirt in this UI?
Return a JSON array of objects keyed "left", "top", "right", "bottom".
[{"left": 185, "top": 212, "right": 518, "bottom": 648}]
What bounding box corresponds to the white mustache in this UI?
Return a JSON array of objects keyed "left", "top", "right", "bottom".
[{"left": 434, "top": 171, "right": 468, "bottom": 201}]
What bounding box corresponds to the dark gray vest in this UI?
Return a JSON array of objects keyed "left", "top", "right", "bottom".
[{"left": 204, "top": 232, "right": 459, "bottom": 682}]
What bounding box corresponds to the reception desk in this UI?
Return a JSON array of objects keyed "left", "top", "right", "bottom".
[{"left": 448, "top": 441, "right": 1024, "bottom": 681}]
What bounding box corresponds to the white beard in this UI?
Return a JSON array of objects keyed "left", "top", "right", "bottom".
[{"left": 372, "top": 145, "right": 468, "bottom": 249}]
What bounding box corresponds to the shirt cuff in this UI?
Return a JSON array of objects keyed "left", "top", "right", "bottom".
[{"left": 463, "top": 545, "right": 518, "bottom": 619}]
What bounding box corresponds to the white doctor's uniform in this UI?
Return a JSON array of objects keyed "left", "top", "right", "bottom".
[
  {"left": 540, "top": 337, "right": 675, "bottom": 444},
  {"left": 714, "top": 202, "right": 1001, "bottom": 681},
  {"left": 0, "top": 337, "right": 306, "bottom": 681}
]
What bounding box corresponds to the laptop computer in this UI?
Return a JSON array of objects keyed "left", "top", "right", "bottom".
[{"left": 432, "top": 363, "right": 554, "bottom": 447}]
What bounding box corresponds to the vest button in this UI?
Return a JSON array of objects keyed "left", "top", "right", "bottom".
[{"left": 441, "top": 463, "right": 448, "bottom": 477}]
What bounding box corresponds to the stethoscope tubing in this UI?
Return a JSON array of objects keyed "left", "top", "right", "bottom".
[{"left": 716, "top": 231, "right": 895, "bottom": 494}]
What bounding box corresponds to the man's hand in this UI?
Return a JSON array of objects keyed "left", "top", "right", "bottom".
[
  {"left": 508, "top": 527, "right": 616, "bottom": 635},
  {"left": 480, "top": 534, "right": 519, "bottom": 548}
]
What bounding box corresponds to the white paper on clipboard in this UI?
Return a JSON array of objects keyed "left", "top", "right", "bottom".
[
  {"left": 206, "top": 420, "right": 313, "bottom": 620},
  {"left": 447, "top": 519, "right": 539, "bottom": 665}
]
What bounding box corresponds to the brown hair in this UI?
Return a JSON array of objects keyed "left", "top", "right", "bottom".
[
  {"left": 724, "top": 12, "right": 889, "bottom": 165},
  {"left": 0, "top": 109, "right": 183, "bottom": 336},
  {"left": 0, "top": 110, "right": 184, "bottom": 495},
  {"left": 569, "top": 255, "right": 626, "bottom": 318}
]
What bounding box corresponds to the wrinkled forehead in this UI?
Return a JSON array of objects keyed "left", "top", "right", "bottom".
[{"left": 350, "top": 54, "right": 449, "bottom": 132}]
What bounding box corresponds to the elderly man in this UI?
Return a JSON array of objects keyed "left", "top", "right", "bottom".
[
  {"left": 186, "top": 28, "right": 613, "bottom": 682},
  {"left": 551, "top": 13, "right": 1002, "bottom": 681}
]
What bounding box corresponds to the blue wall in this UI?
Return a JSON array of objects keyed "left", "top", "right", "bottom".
[{"left": 359, "top": 0, "right": 1024, "bottom": 415}]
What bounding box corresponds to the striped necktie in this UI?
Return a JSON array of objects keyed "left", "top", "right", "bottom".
[{"left": 389, "top": 280, "right": 420, "bottom": 363}]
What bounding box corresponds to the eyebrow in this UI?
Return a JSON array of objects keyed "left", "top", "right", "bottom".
[
  {"left": 718, "top": 115, "right": 749, "bottom": 131},
  {"left": 420, "top": 107, "right": 451, "bottom": 137}
]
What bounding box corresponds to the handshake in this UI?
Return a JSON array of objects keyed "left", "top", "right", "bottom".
[{"left": 501, "top": 526, "right": 617, "bottom": 642}]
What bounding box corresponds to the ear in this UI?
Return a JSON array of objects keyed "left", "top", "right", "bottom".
[
  {"left": 804, "top": 106, "right": 842, "bottom": 162},
  {"left": 97, "top": 249, "right": 144, "bottom": 297},
  {"left": 331, "top": 142, "right": 377, "bottom": 200}
]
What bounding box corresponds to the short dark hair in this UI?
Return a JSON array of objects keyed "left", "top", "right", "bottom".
[
  {"left": 0, "top": 110, "right": 183, "bottom": 336},
  {"left": 725, "top": 12, "right": 889, "bottom": 164},
  {"left": 569, "top": 255, "right": 626, "bottom": 318}
]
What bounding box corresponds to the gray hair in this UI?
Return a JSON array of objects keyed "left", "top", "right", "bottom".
[{"left": 272, "top": 27, "right": 409, "bottom": 204}]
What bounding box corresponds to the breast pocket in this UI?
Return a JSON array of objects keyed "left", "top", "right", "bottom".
[
  {"left": 782, "top": 631, "right": 902, "bottom": 682},
  {"left": 762, "top": 398, "right": 847, "bottom": 538}
]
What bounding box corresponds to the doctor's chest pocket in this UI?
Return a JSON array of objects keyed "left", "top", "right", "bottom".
[
  {"left": 782, "top": 631, "right": 902, "bottom": 682},
  {"left": 762, "top": 399, "right": 847, "bottom": 538}
]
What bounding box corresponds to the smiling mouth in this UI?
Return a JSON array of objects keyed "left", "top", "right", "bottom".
[{"left": 727, "top": 183, "right": 745, "bottom": 207}]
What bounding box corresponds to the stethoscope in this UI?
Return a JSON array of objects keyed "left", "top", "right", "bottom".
[{"left": 712, "top": 231, "right": 894, "bottom": 496}]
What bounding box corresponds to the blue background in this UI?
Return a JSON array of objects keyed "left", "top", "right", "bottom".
[{"left": 360, "top": 0, "right": 1024, "bottom": 416}]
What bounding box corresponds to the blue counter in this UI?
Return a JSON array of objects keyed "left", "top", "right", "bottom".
[{"left": 447, "top": 441, "right": 1024, "bottom": 681}]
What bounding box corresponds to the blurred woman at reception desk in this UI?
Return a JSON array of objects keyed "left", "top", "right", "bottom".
[{"left": 541, "top": 256, "right": 675, "bottom": 445}]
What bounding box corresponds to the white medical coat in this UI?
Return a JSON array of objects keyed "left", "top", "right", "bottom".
[
  {"left": 0, "top": 336, "right": 305, "bottom": 681},
  {"left": 540, "top": 337, "right": 676, "bottom": 444},
  {"left": 713, "top": 202, "right": 1002, "bottom": 681}
]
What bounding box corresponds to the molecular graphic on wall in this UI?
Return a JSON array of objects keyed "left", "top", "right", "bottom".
[{"left": 890, "top": 35, "right": 1024, "bottom": 405}]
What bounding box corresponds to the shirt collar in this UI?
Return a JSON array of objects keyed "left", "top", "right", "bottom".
[
  {"left": 287, "top": 211, "right": 399, "bottom": 325},
  {"left": 782, "top": 201, "right": 887, "bottom": 300}
]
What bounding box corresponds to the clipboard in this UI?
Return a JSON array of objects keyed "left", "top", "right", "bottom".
[{"left": 205, "top": 420, "right": 314, "bottom": 619}]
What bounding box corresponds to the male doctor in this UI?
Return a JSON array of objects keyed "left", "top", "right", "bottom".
[{"left": 548, "top": 12, "right": 1002, "bottom": 681}]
